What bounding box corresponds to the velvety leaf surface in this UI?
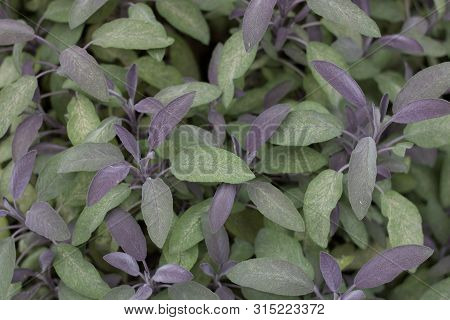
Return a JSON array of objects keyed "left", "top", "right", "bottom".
[
  {"left": 168, "top": 281, "right": 219, "bottom": 300},
  {"left": 0, "top": 19, "right": 35, "bottom": 45},
  {"left": 69, "top": 0, "right": 109, "bottom": 29},
  {"left": 25, "top": 202, "right": 70, "bottom": 242},
  {"left": 0, "top": 238, "right": 16, "bottom": 300},
  {"left": 242, "top": 0, "right": 277, "bottom": 51}
]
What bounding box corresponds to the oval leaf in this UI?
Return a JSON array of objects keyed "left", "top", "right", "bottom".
[
  {"left": 319, "top": 252, "right": 342, "bottom": 292},
  {"left": 168, "top": 281, "right": 218, "bottom": 300},
  {"left": 153, "top": 264, "right": 193, "bottom": 284},
  {"left": 0, "top": 19, "right": 35, "bottom": 45},
  {"left": 208, "top": 184, "right": 237, "bottom": 233},
  {"left": 103, "top": 252, "right": 140, "bottom": 276},
  {"left": 391, "top": 99, "right": 450, "bottom": 124},
  {"left": 12, "top": 113, "right": 43, "bottom": 162},
  {"left": 69, "top": 0, "right": 108, "bottom": 29},
  {"left": 10, "top": 150, "right": 37, "bottom": 200},
  {"left": 242, "top": 0, "right": 277, "bottom": 51},
  {"left": 25, "top": 202, "right": 70, "bottom": 242}
]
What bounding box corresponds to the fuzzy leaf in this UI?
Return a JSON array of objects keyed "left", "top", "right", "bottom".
[
  {"left": 392, "top": 99, "right": 450, "bottom": 124},
  {"left": 320, "top": 252, "right": 342, "bottom": 292},
  {"left": 12, "top": 114, "right": 43, "bottom": 162},
  {"left": 168, "top": 281, "right": 218, "bottom": 300},
  {"left": 69, "top": 0, "right": 109, "bottom": 29},
  {"left": 242, "top": 0, "right": 277, "bottom": 51},
  {"left": 153, "top": 264, "right": 193, "bottom": 284},
  {"left": 103, "top": 252, "right": 140, "bottom": 276},
  {"left": 0, "top": 238, "right": 16, "bottom": 300},
  {"left": 66, "top": 94, "right": 101, "bottom": 145},
  {"left": 0, "top": 19, "right": 35, "bottom": 45},
  {"left": 10, "top": 150, "right": 36, "bottom": 200},
  {"left": 208, "top": 184, "right": 237, "bottom": 233},
  {"left": 25, "top": 202, "right": 70, "bottom": 242}
]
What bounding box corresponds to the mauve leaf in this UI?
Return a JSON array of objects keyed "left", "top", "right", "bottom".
[
  {"left": 227, "top": 258, "right": 314, "bottom": 296},
  {"left": 380, "top": 93, "right": 389, "bottom": 122},
  {"left": 263, "top": 81, "right": 293, "bottom": 109},
  {"left": 87, "top": 162, "right": 130, "bottom": 206},
  {"left": 153, "top": 264, "right": 193, "bottom": 284},
  {"left": 141, "top": 178, "right": 174, "bottom": 248},
  {"left": 375, "top": 34, "right": 423, "bottom": 54},
  {"left": 0, "top": 19, "right": 35, "bottom": 45},
  {"left": 208, "top": 43, "right": 223, "bottom": 85},
  {"left": 0, "top": 237, "right": 15, "bottom": 300},
  {"left": 348, "top": 137, "right": 377, "bottom": 220},
  {"left": 148, "top": 92, "right": 195, "bottom": 151},
  {"left": 25, "top": 202, "right": 70, "bottom": 242},
  {"left": 114, "top": 124, "right": 140, "bottom": 162},
  {"left": 107, "top": 209, "right": 147, "bottom": 261},
  {"left": 39, "top": 250, "right": 54, "bottom": 271},
  {"left": 391, "top": 99, "right": 450, "bottom": 124},
  {"left": 208, "top": 184, "right": 237, "bottom": 233},
  {"left": 202, "top": 215, "right": 230, "bottom": 266},
  {"left": 69, "top": 0, "right": 108, "bottom": 29},
  {"left": 242, "top": 0, "right": 277, "bottom": 51},
  {"left": 215, "top": 286, "right": 235, "bottom": 300},
  {"left": 10, "top": 150, "right": 37, "bottom": 200},
  {"left": 12, "top": 114, "right": 43, "bottom": 162},
  {"left": 341, "top": 290, "right": 366, "bottom": 300},
  {"left": 245, "top": 104, "right": 291, "bottom": 162},
  {"left": 59, "top": 46, "right": 109, "bottom": 101},
  {"left": 134, "top": 97, "right": 164, "bottom": 114},
  {"left": 354, "top": 245, "right": 433, "bottom": 289},
  {"left": 319, "top": 252, "right": 342, "bottom": 292},
  {"left": 131, "top": 284, "right": 153, "bottom": 300},
  {"left": 58, "top": 143, "right": 124, "bottom": 173},
  {"left": 247, "top": 181, "right": 305, "bottom": 232},
  {"left": 126, "top": 64, "right": 137, "bottom": 102},
  {"left": 103, "top": 252, "right": 140, "bottom": 276},
  {"left": 208, "top": 106, "right": 226, "bottom": 146},
  {"left": 393, "top": 62, "right": 450, "bottom": 113},
  {"left": 312, "top": 60, "right": 366, "bottom": 108}
]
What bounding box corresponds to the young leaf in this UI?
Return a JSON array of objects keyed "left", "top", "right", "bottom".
[
  {"left": 306, "top": 0, "right": 380, "bottom": 37},
  {"left": 141, "top": 178, "right": 174, "bottom": 248},
  {"left": 171, "top": 145, "right": 255, "bottom": 184},
  {"left": 245, "top": 104, "right": 291, "bottom": 162},
  {"left": 66, "top": 94, "right": 101, "bottom": 145},
  {"left": 155, "top": 0, "right": 210, "bottom": 45},
  {"left": 92, "top": 18, "right": 174, "bottom": 50},
  {"left": 106, "top": 209, "right": 147, "bottom": 261},
  {"left": 341, "top": 290, "right": 366, "bottom": 300},
  {"left": 103, "top": 252, "right": 140, "bottom": 276},
  {"left": 126, "top": 64, "right": 137, "bottom": 102},
  {"left": 375, "top": 34, "right": 423, "bottom": 54},
  {"left": 246, "top": 181, "right": 305, "bottom": 232},
  {"left": 202, "top": 215, "right": 230, "bottom": 266},
  {"left": 353, "top": 245, "right": 433, "bottom": 289},
  {"left": 72, "top": 184, "right": 131, "bottom": 245},
  {"left": 320, "top": 252, "right": 342, "bottom": 292},
  {"left": 134, "top": 97, "right": 164, "bottom": 114},
  {"left": 131, "top": 284, "right": 153, "bottom": 300},
  {"left": 153, "top": 264, "right": 193, "bottom": 284},
  {"left": 148, "top": 92, "right": 195, "bottom": 151},
  {"left": 0, "top": 19, "right": 35, "bottom": 45},
  {"left": 25, "top": 202, "right": 70, "bottom": 242},
  {"left": 59, "top": 46, "right": 109, "bottom": 101},
  {"left": 0, "top": 237, "right": 16, "bottom": 300},
  {"left": 227, "top": 258, "right": 314, "bottom": 296},
  {"left": 10, "top": 150, "right": 37, "bottom": 200},
  {"left": 218, "top": 31, "right": 257, "bottom": 107},
  {"left": 391, "top": 99, "right": 450, "bottom": 124},
  {"left": 168, "top": 281, "right": 219, "bottom": 300},
  {"left": 114, "top": 124, "right": 140, "bottom": 162},
  {"left": 84, "top": 116, "right": 122, "bottom": 144},
  {"left": 53, "top": 244, "right": 110, "bottom": 299},
  {"left": 242, "top": 0, "right": 277, "bottom": 51},
  {"left": 58, "top": 143, "right": 124, "bottom": 173},
  {"left": 393, "top": 62, "right": 450, "bottom": 113},
  {"left": 312, "top": 60, "right": 367, "bottom": 108},
  {"left": 381, "top": 190, "right": 424, "bottom": 247},
  {"left": 304, "top": 170, "right": 343, "bottom": 248},
  {"left": 87, "top": 162, "right": 130, "bottom": 206},
  {"left": 69, "top": 0, "right": 108, "bottom": 29},
  {"left": 12, "top": 113, "right": 43, "bottom": 162},
  {"left": 208, "top": 184, "right": 237, "bottom": 233},
  {"left": 348, "top": 137, "right": 377, "bottom": 220}
]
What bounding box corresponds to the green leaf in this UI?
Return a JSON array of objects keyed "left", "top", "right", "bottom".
[
  {"left": 0, "top": 238, "right": 15, "bottom": 300},
  {"left": 306, "top": 0, "right": 380, "bottom": 37},
  {"left": 0, "top": 57, "right": 20, "bottom": 89},
  {"left": 162, "top": 244, "right": 198, "bottom": 271},
  {"left": 171, "top": 146, "right": 255, "bottom": 184},
  {"left": 58, "top": 281, "right": 90, "bottom": 300},
  {"left": 441, "top": 153, "right": 450, "bottom": 208},
  {"left": 67, "top": 94, "right": 101, "bottom": 145},
  {"left": 303, "top": 169, "right": 343, "bottom": 248},
  {"left": 0, "top": 76, "right": 37, "bottom": 139},
  {"left": 339, "top": 203, "right": 369, "bottom": 249},
  {"left": 128, "top": 3, "right": 157, "bottom": 22},
  {"left": 306, "top": 42, "right": 348, "bottom": 106},
  {"left": 84, "top": 116, "right": 122, "bottom": 143},
  {"left": 404, "top": 115, "right": 450, "bottom": 148},
  {"left": 257, "top": 146, "right": 327, "bottom": 174},
  {"left": 270, "top": 110, "right": 344, "bottom": 146},
  {"left": 53, "top": 244, "right": 110, "bottom": 299},
  {"left": 381, "top": 190, "right": 424, "bottom": 247},
  {"left": 421, "top": 277, "right": 450, "bottom": 300},
  {"left": 246, "top": 181, "right": 305, "bottom": 232},
  {"left": 142, "top": 178, "right": 174, "bottom": 248},
  {"left": 43, "top": 0, "right": 72, "bottom": 23},
  {"left": 218, "top": 31, "right": 257, "bottom": 107},
  {"left": 155, "top": 82, "right": 221, "bottom": 107},
  {"left": 227, "top": 258, "right": 314, "bottom": 296},
  {"left": 92, "top": 18, "right": 174, "bottom": 50},
  {"left": 69, "top": 0, "right": 109, "bottom": 29},
  {"left": 156, "top": 0, "right": 210, "bottom": 45},
  {"left": 255, "top": 228, "right": 314, "bottom": 279},
  {"left": 168, "top": 199, "right": 211, "bottom": 254},
  {"left": 71, "top": 183, "right": 131, "bottom": 245},
  {"left": 102, "top": 285, "right": 135, "bottom": 300},
  {"left": 135, "top": 56, "right": 183, "bottom": 90},
  {"left": 374, "top": 72, "right": 405, "bottom": 101},
  {"left": 168, "top": 281, "right": 218, "bottom": 300},
  {"left": 58, "top": 143, "right": 124, "bottom": 173},
  {"left": 348, "top": 137, "right": 377, "bottom": 220}
]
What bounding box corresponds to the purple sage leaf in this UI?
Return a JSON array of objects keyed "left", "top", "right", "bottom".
[
  {"left": 202, "top": 215, "right": 230, "bottom": 266},
  {"left": 114, "top": 124, "right": 140, "bottom": 162},
  {"left": 341, "top": 290, "right": 366, "bottom": 300},
  {"left": 375, "top": 34, "right": 423, "bottom": 54},
  {"left": 12, "top": 113, "right": 43, "bottom": 162},
  {"left": 0, "top": 19, "right": 35, "bottom": 45},
  {"left": 103, "top": 252, "right": 140, "bottom": 276},
  {"left": 39, "top": 249, "right": 54, "bottom": 271},
  {"left": 25, "top": 202, "right": 71, "bottom": 242},
  {"left": 153, "top": 264, "right": 193, "bottom": 284},
  {"left": 391, "top": 99, "right": 450, "bottom": 124},
  {"left": 242, "top": 0, "right": 277, "bottom": 51},
  {"left": 130, "top": 284, "right": 153, "bottom": 300},
  {"left": 134, "top": 97, "right": 164, "bottom": 115},
  {"left": 126, "top": 64, "right": 138, "bottom": 102},
  {"left": 263, "top": 81, "right": 293, "bottom": 109},
  {"left": 10, "top": 150, "right": 37, "bottom": 200},
  {"left": 215, "top": 286, "right": 235, "bottom": 300},
  {"left": 208, "top": 184, "right": 237, "bottom": 233},
  {"left": 320, "top": 252, "right": 342, "bottom": 292}
]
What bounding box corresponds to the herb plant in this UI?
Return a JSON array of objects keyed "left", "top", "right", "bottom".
[{"left": 0, "top": 0, "right": 450, "bottom": 300}]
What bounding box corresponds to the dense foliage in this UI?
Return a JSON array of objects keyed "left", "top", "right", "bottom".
[{"left": 0, "top": 0, "right": 450, "bottom": 300}]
